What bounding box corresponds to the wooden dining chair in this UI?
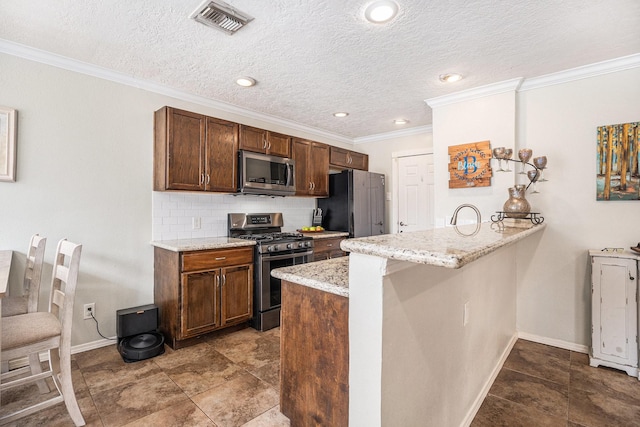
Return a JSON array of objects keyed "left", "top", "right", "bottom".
[
  {"left": 1, "top": 234, "right": 47, "bottom": 317},
  {"left": 0, "top": 239, "right": 85, "bottom": 426}
]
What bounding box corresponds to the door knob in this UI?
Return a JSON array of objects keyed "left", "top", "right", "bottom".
[{"left": 400, "top": 221, "right": 406, "bottom": 226}]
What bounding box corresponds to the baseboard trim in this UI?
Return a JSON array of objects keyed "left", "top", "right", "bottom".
[
  {"left": 517, "top": 331, "right": 589, "bottom": 354},
  {"left": 460, "top": 332, "right": 518, "bottom": 427},
  {"left": 71, "top": 337, "right": 117, "bottom": 355}
]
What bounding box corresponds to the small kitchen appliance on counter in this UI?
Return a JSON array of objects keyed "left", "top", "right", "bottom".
[
  {"left": 229, "top": 213, "right": 314, "bottom": 331},
  {"left": 312, "top": 208, "right": 323, "bottom": 226},
  {"left": 116, "top": 304, "right": 165, "bottom": 363}
]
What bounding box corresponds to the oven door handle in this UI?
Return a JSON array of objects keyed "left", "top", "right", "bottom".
[{"left": 262, "top": 250, "right": 314, "bottom": 261}]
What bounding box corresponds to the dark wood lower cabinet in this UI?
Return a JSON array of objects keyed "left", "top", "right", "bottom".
[
  {"left": 280, "top": 280, "right": 349, "bottom": 426},
  {"left": 312, "top": 237, "right": 347, "bottom": 261},
  {"left": 154, "top": 246, "right": 253, "bottom": 349}
]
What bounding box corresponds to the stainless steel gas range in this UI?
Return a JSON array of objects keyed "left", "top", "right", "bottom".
[{"left": 228, "top": 213, "right": 314, "bottom": 331}]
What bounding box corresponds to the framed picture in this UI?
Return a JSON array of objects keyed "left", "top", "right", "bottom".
[
  {"left": 0, "top": 106, "right": 17, "bottom": 182},
  {"left": 596, "top": 122, "right": 639, "bottom": 200},
  {"left": 448, "top": 141, "right": 492, "bottom": 188}
]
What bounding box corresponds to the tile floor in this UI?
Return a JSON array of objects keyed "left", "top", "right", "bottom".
[
  {"left": 472, "top": 339, "right": 640, "bottom": 426},
  {"left": 0, "top": 327, "right": 289, "bottom": 427},
  {"left": 2, "top": 332, "right": 640, "bottom": 426}
]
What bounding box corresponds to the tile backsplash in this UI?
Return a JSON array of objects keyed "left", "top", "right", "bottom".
[{"left": 152, "top": 192, "right": 317, "bottom": 241}]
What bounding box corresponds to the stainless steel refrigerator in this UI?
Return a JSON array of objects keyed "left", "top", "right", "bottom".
[{"left": 317, "top": 169, "right": 385, "bottom": 237}]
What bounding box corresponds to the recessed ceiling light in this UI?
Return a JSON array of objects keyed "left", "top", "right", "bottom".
[
  {"left": 394, "top": 119, "right": 409, "bottom": 125},
  {"left": 439, "top": 73, "right": 463, "bottom": 83},
  {"left": 236, "top": 76, "right": 256, "bottom": 87},
  {"left": 364, "top": 1, "right": 399, "bottom": 23},
  {"left": 333, "top": 112, "right": 349, "bottom": 118}
]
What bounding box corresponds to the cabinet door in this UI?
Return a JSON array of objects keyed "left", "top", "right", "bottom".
[
  {"left": 181, "top": 271, "right": 219, "bottom": 338},
  {"left": 157, "top": 107, "right": 206, "bottom": 191},
  {"left": 267, "top": 132, "right": 291, "bottom": 158},
  {"left": 591, "top": 256, "right": 638, "bottom": 365},
  {"left": 349, "top": 151, "right": 369, "bottom": 171},
  {"left": 205, "top": 117, "right": 238, "bottom": 192},
  {"left": 310, "top": 142, "right": 329, "bottom": 196},
  {"left": 221, "top": 264, "right": 253, "bottom": 326},
  {"left": 239, "top": 125, "right": 267, "bottom": 153},
  {"left": 329, "top": 147, "right": 350, "bottom": 168},
  {"left": 292, "top": 138, "right": 311, "bottom": 196}
]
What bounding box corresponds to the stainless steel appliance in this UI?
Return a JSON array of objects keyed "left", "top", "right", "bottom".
[
  {"left": 228, "top": 213, "right": 313, "bottom": 331},
  {"left": 238, "top": 150, "right": 296, "bottom": 196},
  {"left": 317, "top": 169, "right": 386, "bottom": 237}
]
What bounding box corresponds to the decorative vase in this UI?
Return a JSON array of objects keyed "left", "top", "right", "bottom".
[{"left": 503, "top": 184, "right": 530, "bottom": 218}]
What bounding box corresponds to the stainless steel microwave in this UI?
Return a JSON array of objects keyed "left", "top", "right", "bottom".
[{"left": 238, "top": 150, "right": 296, "bottom": 196}]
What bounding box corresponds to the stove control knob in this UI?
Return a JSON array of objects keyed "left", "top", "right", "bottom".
[
  {"left": 305, "top": 241, "right": 312, "bottom": 248},
  {"left": 267, "top": 245, "right": 275, "bottom": 252},
  {"left": 286, "top": 243, "right": 293, "bottom": 249},
  {"left": 298, "top": 242, "right": 304, "bottom": 248}
]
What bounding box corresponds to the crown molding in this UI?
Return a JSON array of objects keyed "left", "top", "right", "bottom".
[
  {"left": 0, "top": 38, "right": 353, "bottom": 145},
  {"left": 353, "top": 124, "right": 433, "bottom": 144},
  {"left": 425, "top": 78, "right": 524, "bottom": 109},
  {"left": 519, "top": 53, "right": 640, "bottom": 91}
]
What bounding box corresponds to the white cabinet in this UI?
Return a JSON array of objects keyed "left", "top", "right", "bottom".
[{"left": 589, "top": 250, "right": 639, "bottom": 378}]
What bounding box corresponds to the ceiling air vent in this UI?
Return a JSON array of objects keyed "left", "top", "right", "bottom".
[{"left": 190, "top": 0, "right": 253, "bottom": 35}]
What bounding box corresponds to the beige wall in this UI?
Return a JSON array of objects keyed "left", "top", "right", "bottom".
[
  {"left": 516, "top": 67, "right": 640, "bottom": 346},
  {"left": 429, "top": 67, "right": 640, "bottom": 348},
  {"left": 0, "top": 53, "right": 347, "bottom": 348}
]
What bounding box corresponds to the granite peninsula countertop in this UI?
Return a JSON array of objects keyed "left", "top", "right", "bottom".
[
  {"left": 151, "top": 237, "right": 256, "bottom": 252},
  {"left": 341, "top": 221, "right": 546, "bottom": 269},
  {"left": 271, "top": 257, "right": 349, "bottom": 297}
]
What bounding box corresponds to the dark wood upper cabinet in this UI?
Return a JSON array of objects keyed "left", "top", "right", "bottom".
[
  {"left": 292, "top": 138, "right": 329, "bottom": 197},
  {"left": 155, "top": 107, "right": 205, "bottom": 191},
  {"left": 239, "top": 125, "right": 291, "bottom": 158},
  {"left": 205, "top": 117, "right": 238, "bottom": 192},
  {"left": 154, "top": 107, "right": 238, "bottom": 192},
  {"left": 330, "top": 146, "right": 369, "bottom": 171}
]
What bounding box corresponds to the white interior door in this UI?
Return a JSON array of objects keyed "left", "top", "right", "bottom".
[{"left": 397, "top": 154, "right": 434, "bottom": 233}]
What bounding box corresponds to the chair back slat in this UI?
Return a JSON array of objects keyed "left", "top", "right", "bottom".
[
  {"left": 51, "top": 289, "right": 65, "bottom": 310},
  {"left": 48, "top": 239, "right": 82, "bottom": 349},
  {"left": 24, "top": 234, "right": 47, "bottom": 313},
  {"left": 55, "top": 265, "right": 69, "bottom": 284}
]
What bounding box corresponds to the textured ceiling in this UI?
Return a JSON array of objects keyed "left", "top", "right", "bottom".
[{"left": 1, "top": 0, "right": 639, "bottom": 139}]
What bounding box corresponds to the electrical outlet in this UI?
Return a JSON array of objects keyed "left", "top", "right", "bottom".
[
  {"left": 192, "top": 217, "right": 201, "bottom": 230},
  {"left": 84, "top": 303, "right": 95, "bottom": 320}
]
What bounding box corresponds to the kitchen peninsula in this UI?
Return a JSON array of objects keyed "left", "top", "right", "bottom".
[{"left": 272, "top": 221, "right": 546, "bottom": 426}]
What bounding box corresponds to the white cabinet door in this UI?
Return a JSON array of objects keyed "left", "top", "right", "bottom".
[{"left": 590, "top": 255, "right": 638, "bottom": 377}]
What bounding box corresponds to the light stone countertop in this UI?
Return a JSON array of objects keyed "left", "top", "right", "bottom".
[
  {"left": 341, "top": 221, "right": 546, "bottom": 269},
  {"left": 151, "top": 237, "right": 256, "bottom": 252},
  {"left": 301, "top": 231, "right": 349, "bottom": 240},
  {"left": 271, "top": 257, "right": 349, "bottom": 297}
]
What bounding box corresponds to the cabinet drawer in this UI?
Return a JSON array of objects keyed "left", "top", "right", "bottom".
[
  {"left": 314, "top": 238, "right": 344, "bottom": 253},
  {"left": 182, "top": 247, "right": 253, "bottom": 272}
]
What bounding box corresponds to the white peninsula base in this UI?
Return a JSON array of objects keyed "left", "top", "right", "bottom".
[{"left": 345, "top": 223, "right": 545, "bottom": 426}]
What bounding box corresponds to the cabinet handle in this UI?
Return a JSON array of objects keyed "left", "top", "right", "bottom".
[
  {"left": 263, "top": 139, "right": 267, "bottom": 149},
  {"left": 206, "top": 174, "right": 210, "bottom": 185},
  {"left": 215, "top": 257, "right": 226, "bottom": 260},
  {"left": 327, "top": 243, "right": 333, "bottom": 247},
  {"left": 267, "top": 141, "right": 271, "bottom": 150},
  {"left": 215, "top": 275, "right": 220, "bottom": 288},
  {"left": 222, "top": 274, "right": 226, "bottom": 286},
  {"left": 309, "top": 182, "right": 313, "bottom": 190},
  {"left": 630, "top": 272, "right": 636, "bottom": 280},
  {"left": 200, "top": 173, "right": 205, "bottom": 184}
]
